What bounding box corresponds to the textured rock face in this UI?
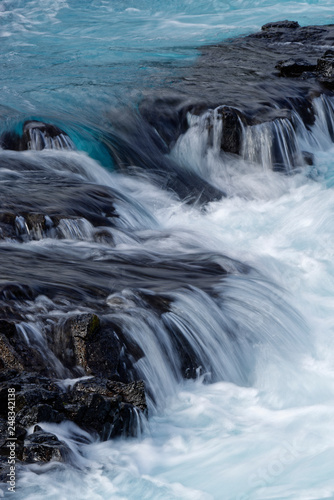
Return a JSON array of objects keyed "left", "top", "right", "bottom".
[
  {"left": 0, "top": 370, "right": 147, "bottom": 468},
  {"left": 22, "top": 429, "right": 72, "bottom": 464}
]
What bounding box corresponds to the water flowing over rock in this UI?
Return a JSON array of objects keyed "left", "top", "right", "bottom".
[
  {"left": 138, "top": 22, "right": 334, "bottom": 174},
  {"left": 0, "top": 15, "right": 334, "bottom": 497}
]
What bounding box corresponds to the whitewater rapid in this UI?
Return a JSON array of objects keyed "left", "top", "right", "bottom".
[{"left": 7, "top": 118, "right": 334, "bottom": 500}]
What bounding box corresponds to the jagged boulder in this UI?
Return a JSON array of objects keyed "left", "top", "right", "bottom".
[
  {"left": 49, "top": 313, "right": 144, "bottom": 382},
  {"left": 0, "top": 371, "right": 146, "bottom": 444},
  {"left": 275, "top": 59, "right": 316, "bottom": 77},
  {"left": 0, "top": 320, "right": 47, "bottom": 374},
  {"left": 22, "top": 427, "right": 72, "bottom": 464},
  {"left": 317, "top": 50, "right": 334, "bottom": 90}
]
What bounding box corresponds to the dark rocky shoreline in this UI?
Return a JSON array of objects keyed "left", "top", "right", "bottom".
[{"left": 0, "top": 20, "right": 333, "bottom": 483}]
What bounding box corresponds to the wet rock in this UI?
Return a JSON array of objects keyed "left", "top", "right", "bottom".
[
  {"left": 316, "top": 50, "right": 334, "bottom": 90},
  {"left": 50, "top": 314, "right": 122, "bottom": 379},
  {"left": 302, "top": 151, "right": 314, "bottom": 166},
  {"left": 275, "top": 59, "right": 316, "bottom": 77},
  {"left": 0, "top": 121, "right": 73, "bottom": 152},
  {"left": 0, "top": 320, "right": 50, "bottom": 375},
  {"left": 22, "top": 429, "right": 71, "bottom": 463},
  {"left": 0, "top": 284, "right": 36, "bottom": 302},
  {"left": 0, "top": 371, "right": 146, "bottom": 446},
  {"left": 217, "top": 106, "right": 245, "bottom": 155},
  {"left": 18, "top": 404, "right": 65, "bottom": 428},
  {"left": 0, "top": 334, "right": 24, "bottom": 372},
  {"left": 316, "top": 50, "right": 334, "bottom": 78},
  {"left": 67, "top": 313, "right": 101, "bottom": 373},
  {"left": 66, "top": 378, "right": 146, "bottom": 438},
  {"left": 93, "top": 229, "right": 115, "bottom": 245},
  {"left": 0, "top": 131, "right": 22, "bottom": 151},
  {"left": 22, "top": 121, "right": 73, "bottom": 151},
  {"left": 138, "top": 290, "right": 172, "bottom": 314},
  {"left": 49, "top": 313, "right": 145, "bottom": 382},
  {"left": 261, "top": 20, "right": 300, "bottom": 31}
]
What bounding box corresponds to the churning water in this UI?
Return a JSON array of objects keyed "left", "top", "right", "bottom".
[{"left": 1, "top": 0, "right": 334, "bottom": 499}]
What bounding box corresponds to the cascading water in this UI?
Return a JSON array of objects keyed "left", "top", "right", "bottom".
[{"left": 1, "top": 1, "right": 334, "bottom": 499}]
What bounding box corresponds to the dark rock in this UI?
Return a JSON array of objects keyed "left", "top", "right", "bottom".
[
  {"left": 0, "top": 131, "right": 22, "bottom": 151},
  {"left": 0, "top": 121, "right": 74, "bottom": 152},
  {"left": 50, "top": 314, "right": 123, "bottom": 379},
  {"left": 319, "top": 77, "right": 334, "bottom": 91},
  {"left": 0, "top": 320, "right": 50, "bottom": 376},
  {"left": 93, "top": 229, "right": 115, "bottom": 245},
  {"left": 302, "top": 151, "right": 314, "bottom": 166},
  {"left": 67, "top": 313, "right": 101, "bottom": 373},
  {"left": 317, "top": 50, "right": 334, "bottom": 78},
  {"left": 22, "top": 121, "right": 74, "bottom": 151},
  {"left": 66, "top": 378, "right": 146, "bottom": 438},
  {"left": 49, "top": 313, "right": 145, "bottom": 382},
  {"left": 17, "top": 404, "right": 65, "bottom": 427},
  {"left": 0, "top": 371, "right": 147, "bottom": 450},
  {"left": 0, "top": 283, "right": 36, "bottom": 301},
  {"left": 0, "top": 334, "right": 24, "bottom": 372},
  {"left": 139, "top": 290, "right": 172, "bottom": 314},
  {"left": 22, "top": 430, "right": 71, "bottom": 463},
  {"left": 275, "top": 59, "right": 316, "bottom": 77},
  {"left": 316, "top": 50, "right": 334, "bottom": 89},
  {"left": 217, "top": 106, "right": 245, "bottom": 155},
  {"left": 262, "top": 20, "right": 300, "bottom": 31}
]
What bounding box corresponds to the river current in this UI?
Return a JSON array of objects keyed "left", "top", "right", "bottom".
[{"left": 1, "top": 1, "right": 334, "bottom": 499}]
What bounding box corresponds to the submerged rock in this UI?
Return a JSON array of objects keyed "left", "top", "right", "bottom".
[{"left": 0, "top": 369, "right": 147, "bottom": 478}]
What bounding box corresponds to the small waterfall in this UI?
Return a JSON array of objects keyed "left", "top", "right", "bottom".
[
  {"left": 241, "top": 116, "right": 304, "bottom": 171},
  {"left": 171, "top": 96, "right": 334, "bottom": 178},
  {"left": 57, "top": 218, "right": 95, "bottom": 241},
  {"left": 26, "top": 127, "right": 75, "bottom": 151},
  {"left": 103, "top": 273, "right": 307, "bottom": 411},
  {"left": 16, "top": 322, "right": 70, "bottom": 377},
  {"left": 312, "top": 94, "right": 334, "bottom": 145}
]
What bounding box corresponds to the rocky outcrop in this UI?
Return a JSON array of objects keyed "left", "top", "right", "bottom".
[
  {"left": 22, "top": 428, "right": 72, "bottom": 464},
  {"left": 137, "top": 22, "right": 334, "bottom": 170},
  {"left": 0, "top": 370, "right": 146, "bottom": 469},
  {"left": 48, "top": 313, "right": 144, "bottom": 381},
  {"left": 0, "top": 121, "right": 74, "bottom": 152}
]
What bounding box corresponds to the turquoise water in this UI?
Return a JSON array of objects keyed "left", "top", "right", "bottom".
[
  {"left": 1, "top": 1, "right": 334, "bottom": 499},
  {"left": 1, "top": 0, "right": 333, "bottom": 116}
]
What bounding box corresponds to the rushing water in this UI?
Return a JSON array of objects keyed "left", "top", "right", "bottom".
[{"left": 1, "top": 0, "right": 334, "bottom": 499}]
